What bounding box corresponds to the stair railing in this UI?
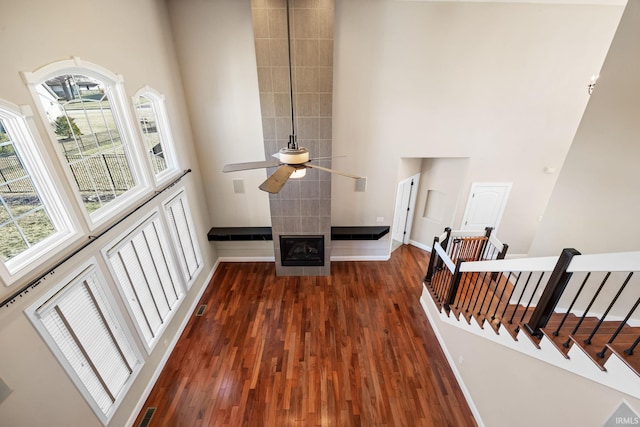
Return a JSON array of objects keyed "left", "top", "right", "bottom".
[
  {"left": 427, "top": 241, "right": 640, "bottom": 362},
  {"left": 525, "top": 250, "right": 640, "bottom": 361},
  {"left": 452, "top": 255, "right": 559, "bottom": 327},
  {"left": 424, "top": 227, "right": 508, "bottom": 308}
]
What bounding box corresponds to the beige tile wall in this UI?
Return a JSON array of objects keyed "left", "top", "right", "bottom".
[{"left": 251, "top": 0, "right": 334, "bottom": 276}]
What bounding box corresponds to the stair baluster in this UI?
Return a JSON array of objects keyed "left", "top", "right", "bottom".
[
  {"left": 509, "top": 272, "right": 534, "bottom": 324},
  {"left": 518, "top": 272, "right": 546, "bottom": 331},
  {"left": 491, "top": 272, "right": 512, "bottom": 321},
  {"left": 585, "top": 272, "right": 633, "bottom": 345},
  {"left": 597, "top": 294, "right": 640, "bottom": 358},
  {"left": 500, "top": 271, "right": 521, "bottom": 319},
  {"left": 625, "top": 336, "right": 640, "bottom": 356},
  {"left": 475, "top": 272, "right": 493, "bottom": 318},
  {"left": 563, "top": 272, "right": 611, "bottom": 348},
  {"left": 464, "top": 272, "right": 483, "bottom": 314},
  {"left": 552, "top": 272, "right": 591, "bottom": 336}
]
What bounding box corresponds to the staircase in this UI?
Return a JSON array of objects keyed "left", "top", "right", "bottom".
[{"left": 422, "top": 228, "right": 640, "bottom": 398}]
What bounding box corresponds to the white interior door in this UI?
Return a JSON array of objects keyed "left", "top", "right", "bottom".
[
  {"left": 392, "top": 174, "right": 420, "bottom": 243},
  {"left": 461, "top": 183, "right": 511, "bottom": 231}
]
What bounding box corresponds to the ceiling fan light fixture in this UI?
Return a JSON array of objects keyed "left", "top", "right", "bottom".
[
  {"left": 290, "top": 167, "right": 307, "bottom": 179},
  {"left": 279, "top": 147, "right": 309, "bottom": 164}
]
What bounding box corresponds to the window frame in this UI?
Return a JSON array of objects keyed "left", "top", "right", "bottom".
[
  {"left": 0, "top": 100, "right": 81, "bottom": 286},
  {"left": 102, "top": 209, "right": 185, "bottom": 354},
  {"left": 22, "top": 57, "right": 152, "bottom": 231},
  {"left": 25, "top": 258, "right": 144, "bottom": 425},
  {"left": 132, "top": 86, "right": 180, "bottom": 185}
]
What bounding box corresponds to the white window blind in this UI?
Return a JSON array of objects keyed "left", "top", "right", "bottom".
[
  {"left": 163, "top": 189, "right": 202, "bottom": 288},
  {"left": 107, "top": 213, "right": 183, "bottom": 349},
  {"left": 30, "top": 265, "right": 140, "bottom": 422}
]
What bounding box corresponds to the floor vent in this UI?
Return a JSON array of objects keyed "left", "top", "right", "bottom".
[
  {"left": 196, "top": 304, "right": 207, "bottom": 316},
  {"left": 138, "top": 407, "right": 156, "bottom": 427}
]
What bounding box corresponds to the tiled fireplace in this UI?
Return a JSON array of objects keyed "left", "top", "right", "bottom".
[{"left": 251, "top": 0, "right": 334, "bottom": 276}]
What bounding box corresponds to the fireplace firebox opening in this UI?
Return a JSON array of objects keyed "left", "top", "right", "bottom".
[{"left": 280, "top": 235, "right": 324, "bottom": 267}]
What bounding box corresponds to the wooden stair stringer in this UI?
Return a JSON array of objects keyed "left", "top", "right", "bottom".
[
  {"left": 607, "top": 342, "right": 640, "bottom": 378},
  {"left": 420, "top": 284, "right": 640, "bottom": 400}
]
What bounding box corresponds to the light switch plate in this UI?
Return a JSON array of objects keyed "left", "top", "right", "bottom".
[{"left": 232, "top": 178, "right": 245, "bottom": 194}]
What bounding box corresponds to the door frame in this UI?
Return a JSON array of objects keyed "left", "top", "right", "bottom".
[{"left": 392, "top": 173, "right": 420, "bottom": 244}]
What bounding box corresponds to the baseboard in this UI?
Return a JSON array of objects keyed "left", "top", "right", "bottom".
[
  {"left": 217, "top": 255, "right": 395, "bottom": 262},
  {"left": 217, "top": 256, "right": 275, "bottom": 262},
  {"left": 420, "top": 286, "right": 486, "bottom": 427},
  {"left": 330, "top": 255, "right": 390, "bottom": 261},
  {"left": 408, "top": 240, "right": 431, "bottom": 252},
  {"left": 126, "top": 262, "right": 218, "bottom": 427}
]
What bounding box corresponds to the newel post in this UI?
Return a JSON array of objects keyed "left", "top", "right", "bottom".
[
  {"left": 497, "top": 243, "right": 509, "bottom": 260},
  {"left": 424, "top": 236, "right": 440, "bottom": 283},
  {"left": 444, "top": 259, "right": 464, "bottom": 311},
  {"left": 524, "top": 248, "right": 581, "bottom": 338},
  {"left": 435, "top": 227, "right": 452, "bottom": 270},
  {"left": 478, "top": 227, "right": 493, "bottom": 261},
  {"left": 491, "top": 243, "right": 509, "bottom": 281}
]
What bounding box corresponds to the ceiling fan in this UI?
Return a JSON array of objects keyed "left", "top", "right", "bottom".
[{"left": 222, "top": 0, "right": 363, "bottom": 194}]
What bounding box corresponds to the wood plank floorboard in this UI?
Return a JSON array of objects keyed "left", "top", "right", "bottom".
[{"left": 133, "top": 245, "right": 477, "bottom": 427}]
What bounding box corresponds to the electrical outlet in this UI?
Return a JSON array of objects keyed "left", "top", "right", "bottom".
[
  {"left": 376, "top": 217, "right": 384, "bottom": 223},
  {"left": 458, "top": 355, "right": 464, "bottom": 365}
]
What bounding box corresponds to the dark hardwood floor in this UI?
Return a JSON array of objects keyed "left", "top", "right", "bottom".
[{"left": 133, "top": 245, "right": 477, "bottom": 426}]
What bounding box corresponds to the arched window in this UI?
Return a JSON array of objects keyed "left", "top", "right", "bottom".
[
  {"left": 0, "top": 100, "right": 79, "bottom": 284},
  {"left": 133, "top": 87, "right": 179, "bottom": 183},
  {"left": 23, "top": 58, "right": 150, "bottom": 229}
]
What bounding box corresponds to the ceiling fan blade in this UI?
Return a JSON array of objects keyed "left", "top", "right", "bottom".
[
  {"left": 223, "top": 159, "right": 281, "bottom": 173},
  {"left": 308, "top": 155, "right": 346, "bottom": 161},
  {"left": 304, "top": 163, "right": 363, "bottom": 180},
  {"left": 259, "top": 165, "right": 296, "bottom": 193}
]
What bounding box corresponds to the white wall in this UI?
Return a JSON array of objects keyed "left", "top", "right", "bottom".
[
  {"left": 428, "top": 306, "right": 640, "bottom": 427},
  {"left": 529, "top": 0, "right": 640, "bottom": 257},
  {"left": 168, "top": 0, "right": 272, "bottom": 229},
  {"left": 332, "top": 0, "right": 624, "bottom": 255},
  {"left": 0, "top": 1, "right": 215, "bottom": 426},
  {"left": 411, "top": 158, "right": 470, "bottom": 248},
  {"left": 163, "top": 0, "right": 624, "bottom": 257}
]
